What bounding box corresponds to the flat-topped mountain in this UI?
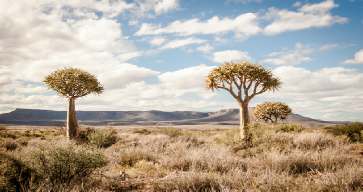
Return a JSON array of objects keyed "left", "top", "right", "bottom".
[{"left": 0, "top": 108, "right": 338, "bottom": 127}]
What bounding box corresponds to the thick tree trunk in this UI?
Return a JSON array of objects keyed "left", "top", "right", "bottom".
[
  {"left": 66, "top": 97, "right": 78, "bottom": 139},
  {"left": 239, "top": 102, "right": 252, "bottom": 145}
]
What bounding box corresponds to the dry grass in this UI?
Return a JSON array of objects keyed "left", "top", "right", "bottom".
[{"left": 0, "top": 124, "right": 362, "bottom": 191}]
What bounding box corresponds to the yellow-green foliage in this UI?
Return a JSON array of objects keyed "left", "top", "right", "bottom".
[
  {"left": 206, "top": 61, "right": 281, "bottom": 94},
  {"left": 255, "top": 102, "right": 292, "bottom": 123},
  {"left": 22, "top": 141, "right": 107, "bottom": 190},
  {"left": 43, "top": 68, "right": 103, "bottom": 98},
  {"left": 278, "top": 124, "right": 304, "bottom": 133}
]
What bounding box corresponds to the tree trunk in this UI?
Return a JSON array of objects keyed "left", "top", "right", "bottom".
[
  {"left": 239, "top": 102, "right": 251, "bottom": 145},
  {"left": 66, "top": 97, "right": 78, "bottom": 139}
]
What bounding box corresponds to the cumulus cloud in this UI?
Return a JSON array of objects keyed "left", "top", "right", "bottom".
[
  {"left": 135, "top": 13, "right": 261, "bottom": 38},
  {"left": 262, "top": 43, "right": 312, "bottom": 66},
  {"left": 160, "top": 38, "right": 206, "bottom": 49},
  {"left": 0, "top": 0, "right": 179, "bottom": 112},
  {"left": 213, "top": 50, "right": 251, "bottom": 63},
  {"left": 264, "top": 0, "right": 348, "bottom": 35},
  {"left": 135, "top": 0, "right": 347, "bottom": 40},
  {"left": 269, "top": 66, "right": 363, "bottom": 121},
  {"left": 344, "top": 49, "right": 363, "bottom": 64}
]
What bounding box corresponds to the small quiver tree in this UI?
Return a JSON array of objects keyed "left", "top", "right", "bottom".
[
  {"left": 44, "top": 68, "right": 103, "bottom": 139},
  {"left": 206, "top": 61, "right": 281, "bottom": 145},
  {"left": 254, "top": 102, "right": 292, "bottom": 123}
]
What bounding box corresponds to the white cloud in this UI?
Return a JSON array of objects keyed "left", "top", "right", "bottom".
[
  {"left": 213, "top": 50, "right": 251, "bottom": 63},
  {"left": 153, "top": 0, "right": 179, "bottom": 15},
  {"left": 160, "top": 38, "right": 206, "bottom": 49},
  {"left": 149, "top": 37, "right": 167, "bottom": 46},
  {"left": 196, "top": 44, "right": 214, "bottom": 53},
  {"left": 226, "top": 0, "right": 262, "bottom": 4},
  {"left": 135, "top": 13, "right": 261, "bottom": 38},
  {"left": 264, "top": 0, "right": 348, "bottom": 35},
  {"left": 0, "top": 0, "right": 172, "bottom": 112},
  {"left": 270, "top": 66, "right": 363, "bottom": 121},
  {"left": 159, "top": 64, "right": 215, "bottom": 90},
  {"left": 344, "top": 49, "right": 363, "bottom": 64},
  {"left": 131, "top": 0, "right": 179, "bottom": 17},
  {"left": 319, "top": 43, "right": 339, "bottom": 51},
  {"left": 262, "top": 43, "right": 312, "bottom": 66}
]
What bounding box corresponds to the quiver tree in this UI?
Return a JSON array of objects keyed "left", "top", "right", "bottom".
[
  {"left": 206, "top": 61, "right": 281, "bottom": 144},
  {"left": 254, "top": 102, "right": 292, "bottom": 123},
  {"left": 44, "top": 68, "right": 103, "bottom": 139}
]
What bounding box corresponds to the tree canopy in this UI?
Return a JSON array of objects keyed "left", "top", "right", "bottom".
[
  {"left": 44, "top": 68, "right": 103, "bottom": 98},
  {"left": 254, "top": 102, "right": 292, "bottom": 123},
  {"left": 206, "top": 61, "right": 281, "bottom": 104}
]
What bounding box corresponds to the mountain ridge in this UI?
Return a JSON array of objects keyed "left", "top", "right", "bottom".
[{"left": 0, "top": 108, "right": 342, "bottom": 127}]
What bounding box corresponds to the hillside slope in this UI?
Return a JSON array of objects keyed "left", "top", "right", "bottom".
[{"left": 0, "top": 108, "right": 337, "bottom": 127}]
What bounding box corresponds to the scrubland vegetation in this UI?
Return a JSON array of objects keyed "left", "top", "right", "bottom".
[{"left": 1, "top": 123, "right": 362, "bottom": 192}]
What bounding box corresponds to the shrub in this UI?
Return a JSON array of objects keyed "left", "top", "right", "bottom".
[
  {"left": 24, "top": 141, "right": 107, "bottom": 190},
  {"left": 118, "top": 148, "right": 156, "bottom": 167},
  {"left": 277, "top": 124, "right": 304, "bottom": 133},
  {"left": 3, "top": 141, "right": 18, "bottom": 151},
  {"left": 133, "top": 128, "right": 151, "bottom": 135},
  {"left": 292, "top": 133, "right": 338, "bottom": 150},
  {"left": 326, "top": 123, "right": 363, "bottom": 142},
  {"left": 16, "top": 138, "right": 29, "bottom": 146},
  {"left": 0, "top": 153, "right": 35, "bottom": 192},
  {"left": 0, "top": 131, "right": 17, "bottom": 139},
  {"left": 87, "top": 129, "right": 118, "bottom": 148},
  {"left": 156, "top": 128, "right": 184, "bottom": 138}
]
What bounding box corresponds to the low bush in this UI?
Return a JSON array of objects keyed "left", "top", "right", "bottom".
[
  {"left": 118, "top": 148, "right": 156, "bottom": 167},
  {"left": 277, "top": 124, "right": 304, "bottom": 133},
  {"left": 133, "top": 128, "right": 151, "bottom": 135},
  {"left": 292, "top": 133, "right": 338, "bottom": 150},
  {"left": 87, "top": 128, "right": 118, "bottom": 148},
  {"left": 23, "top": 141, "right": 107, "bottom": 190},
  {"left": 155, "top": 128, "right": 184, "bottom": 138},
  {"left": 0, "top": 153, "right": 35, "bottom": 192},
  {"left": 3, "top": 141, "right": 18, "bottom": 151},
  {"left": 326, "top": 123, "right": 363, "bottom": 142},
  {"left": 16, "top": 138, "right": 29, "bottom": 146}
]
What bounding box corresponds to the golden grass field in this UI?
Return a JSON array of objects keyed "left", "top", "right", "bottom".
[{"left": 1, "top": 124, "right": 363, "bottom": 192}]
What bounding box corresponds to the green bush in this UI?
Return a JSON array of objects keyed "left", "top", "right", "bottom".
[
  {"left": 87, "top": 129, "right": 118, "bottom": 148},
  {"left": 326, "top": 123, "right": 363, "bottom": 142},
  {"left": 25, "top": 142, "right": 107, "bottom": 190},
  {"left": 277, "top": 124, "right": 304, "bottom": 133}
]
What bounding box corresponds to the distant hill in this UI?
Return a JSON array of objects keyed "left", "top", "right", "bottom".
[{"left": 0, "top": 108, "right": 340, "bottom": 127}]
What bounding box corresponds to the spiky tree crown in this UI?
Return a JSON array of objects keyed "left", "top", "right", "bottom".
[
  {"left": 206, "top": 61, "right": 281, "bottom": 102},
  {"left": 44, "top": 68, "right": 103, "bottom": 98},
  {"left": 254, "top": 102, "right": 292, "bottom": 123}
]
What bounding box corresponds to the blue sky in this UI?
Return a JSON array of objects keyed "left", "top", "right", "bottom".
[{"left": 0, "top": 0, "right": 363, "bottom": 121}]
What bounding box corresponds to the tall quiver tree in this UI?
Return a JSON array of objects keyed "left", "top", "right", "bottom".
[
  {"left": 206, "top": 61, "right": 281, "bottom": 145},
  {"left": 44, "top": 68, "right": 103, "bottom": 139}
]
